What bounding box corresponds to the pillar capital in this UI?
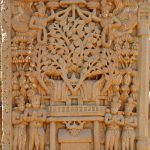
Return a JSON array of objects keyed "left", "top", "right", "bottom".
[{"left": 138, "top": 6, "right": 150, "bottom": 36}]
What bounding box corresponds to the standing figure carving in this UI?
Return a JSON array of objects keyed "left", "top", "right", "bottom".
[
  {"left": 92, "top": 0, "right": 121, "bottom": 47},
  {"left": 12, "top": 96, "right": 27, "bottom": 150},
  {"left": 105, "top": 96, "right": 124, "bottom": 150},
  {"left": 24, "top": 93, "right": 46, "bottom": 150},
  {"left": 120, "top": 74, "right": 132, "bottom": 103},
  {"left": 122, "top": 97, "right": 137, "bottom": 150},
  {"left": 29, "top": 2, "right": 55, "bottom": 44}
]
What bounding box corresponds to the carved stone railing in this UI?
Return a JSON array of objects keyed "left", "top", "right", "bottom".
[{"left": 48, "top": 105, "right": 106, "bottom": 117}]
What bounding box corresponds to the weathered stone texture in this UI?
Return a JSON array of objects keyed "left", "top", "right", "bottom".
[{"left": 1, "top": 0, "right": 150, "bottom": 150}]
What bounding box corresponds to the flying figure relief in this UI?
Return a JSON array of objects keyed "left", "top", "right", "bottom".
[
  {"left": 29, "top": 2, "right": 55, "bottom": 44},
  {"left": 92, "top": 0, "right": 121, "bottom": 47}
]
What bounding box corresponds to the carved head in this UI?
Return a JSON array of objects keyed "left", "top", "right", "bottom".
[
  {"left": 31, "top": 94, "right": 41, "bottom": 108},
  {"left": 125, "top": 97, "right": 136, "bottom": 115},
  {"left": 15, "top": 95, "right": 25, "bottom": 111},
  {"left": 110, "top": 96, "right": 121, "bottom": 114},
  {"left": 35, "top": 2, "right": 46, "bottom": 15},
  {"left": 101, "top": 0, "right": 112, "bottom": 18},
  {"left": 123, "top": 74, "right": 131, "bottom": 85}
]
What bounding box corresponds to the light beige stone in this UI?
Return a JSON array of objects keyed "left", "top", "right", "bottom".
[{"left": 1, "top": 0, "right": 150, "bottom": 150}]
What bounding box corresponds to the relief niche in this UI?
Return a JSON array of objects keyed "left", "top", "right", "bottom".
[{"left": 3, "top": 0, "right": 150, "bottom": 150}]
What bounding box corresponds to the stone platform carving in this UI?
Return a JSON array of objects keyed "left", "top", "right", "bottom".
[{"left": 1, "top": 0, "right": 150, "bottom": 150}]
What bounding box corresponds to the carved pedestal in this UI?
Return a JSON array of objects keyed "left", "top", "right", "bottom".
[
  {"left": 50, "top": 122, "right": 56, "bottom": 150},
  {"left": 94, "top": 121, "right": 100, "bottom": 150},
  {"left": 58, "top": 129, "right": 92, "bottom": 150}
]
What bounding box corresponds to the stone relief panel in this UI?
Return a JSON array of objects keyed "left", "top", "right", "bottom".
[{"left": 9, "top": 0, "right": 142, "bottom": 150}]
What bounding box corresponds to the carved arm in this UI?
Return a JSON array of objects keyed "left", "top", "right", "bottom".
[
  {"left": 37, "top": 110, "right": 47, "bottom": 122},
  {"left": 29, "top": 16, "right": 43, "bottom": 30},
  {"left": 109, "top": 17, "right": 121, "bottom": 28},
  {"left": 126, "top": 116, "right": 137, "bottom": 128},
  {"left": 92, "top": 14, "right": 101, "bottom": 23},
  {"left": 23, "top": 109, "right": 32, "bottom": 122},
  {"left": 105, "top": 114, "right": 113, "bottom": 125},
  {"left": 47, "top": 14, "right": 56, "bottom": 22},
  {"left": 12, "top": 111, "right": 22, "bottom": 125},
  {"left": 116, "top": 115, "right": 124, "bottom": 126}
]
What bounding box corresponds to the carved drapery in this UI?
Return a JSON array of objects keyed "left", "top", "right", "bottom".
[{"left": 1, "top": 0, "right": 150, "bottom": 150}]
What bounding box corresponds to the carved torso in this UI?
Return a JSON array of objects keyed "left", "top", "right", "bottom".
[{"left": 105, "top": 113, "right": 124, "bottom": 128}]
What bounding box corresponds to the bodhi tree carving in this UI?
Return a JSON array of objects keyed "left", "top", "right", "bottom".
[{"left": 30, "top": 9, "right": 117, "bottom": 97}]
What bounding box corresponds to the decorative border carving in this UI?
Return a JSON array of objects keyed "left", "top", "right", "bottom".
[{"left": 48, "top": 106, "right": 106, "bottom": 116}]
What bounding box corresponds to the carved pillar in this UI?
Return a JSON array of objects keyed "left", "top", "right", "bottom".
[
  {"left": 1, "top": 0, "right": 12, "bottom": 150},
  {"left": 94, "top": 121, "right": 100, "bottom": 150},
  {"left": 50, "top": 122, "right": 56, "bottom": 150},
  {"left": 137, "top": 6, "right": 150, "bottom": 150}
]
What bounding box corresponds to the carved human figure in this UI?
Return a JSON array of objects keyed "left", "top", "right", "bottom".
[
  {"left": 24, "top": 93, "right": 46, "bottom": 150},
  {"left": 12, "top": 72, "right": 20, "bottom": 100},
  {"left": 92, "top": 0, "right": 121, "bottom": 47},
  {"left": 11, "top": 1, "right": 37, "bottom": 41},
  {"left": 12, "top": 96, "right": 27, "bottom": 150},
  {"left": 111, "top": 74, "right": 122, "bottom": 98},
  {"left": 105, "top": 96, "right": 124, "bottom": 150},
  {"left": 12, "top": 2, "right": 30, "bottom": 33},
  {"left": 19, "top": 71, "right": 28, "bottom": 97},
  {"left": 120, "top": 74, "right": 131, "bottom": 102},
  {"left": 29, "top": 2, "right": 55, "bottom": 43},
  {"left": 122, "top": 97, "right": 137, "bottom": 150},
  {"left": 92, "top": 75, "right": 106, "bottom": 105},
  {"left": 130, "top": 76, "right": 138, "bottom": 101}
]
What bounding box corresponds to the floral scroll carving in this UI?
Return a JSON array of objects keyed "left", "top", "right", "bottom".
[{"left": 10, "top": 0, "right": 141, "bottom": 150}]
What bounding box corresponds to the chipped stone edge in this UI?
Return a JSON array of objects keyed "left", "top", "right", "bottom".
[{"left": 1, "top": 0, "right": 12, "bottom": 150}]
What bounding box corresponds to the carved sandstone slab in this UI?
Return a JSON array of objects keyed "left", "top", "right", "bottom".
[{"left": 1, "top": 0, "right": 150, "bottom": 150}]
